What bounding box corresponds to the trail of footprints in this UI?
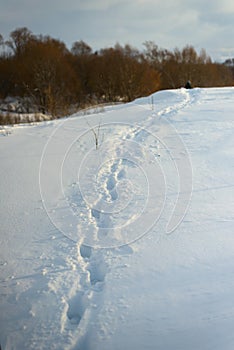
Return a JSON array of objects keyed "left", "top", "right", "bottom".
[
  {"left": 66, "top": 138, "right": 138, "bottom": 326},
  {"left": 66, "top": 242, "right": 107, "bottom": 326},
  {"left": 66, "top": 90, "right": 194, "bottom": 328},
  {"left": 89, "top": 158, "right": 126, "bottom": 236},
  {"left": 66, "top": 122, "right": 159, "bottom": 329},
  {"left": 66, "top": 242, "right": 133, "bottom": 328},
  {"left": 66, "top": 151, "right": 133, "bottom": 328}
]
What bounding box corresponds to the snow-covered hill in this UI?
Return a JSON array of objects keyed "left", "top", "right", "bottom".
[{"left": 0, "top": 87, "right": 234, "bottom": 350}]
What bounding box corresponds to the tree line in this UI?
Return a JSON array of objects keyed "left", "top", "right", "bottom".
[{"left": 0, "top": 27, "right": 233, "bottom": 116}]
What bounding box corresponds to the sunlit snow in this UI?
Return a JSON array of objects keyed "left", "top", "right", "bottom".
[{"left": 0, "top": 87, "right": 234, "bottom": 350}]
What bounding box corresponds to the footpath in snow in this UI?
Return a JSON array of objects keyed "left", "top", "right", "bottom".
[{"left": 0, "top": 87, "right": 234, "bottom": 350}]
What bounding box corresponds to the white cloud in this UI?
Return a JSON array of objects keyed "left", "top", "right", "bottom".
[
  {"left": 55, "top": 0, "right": 125, "bottom": 11},
  {"left": 0, "top": 0, "right": 234, "bottom": 60},
  {"left": 214, "top": 0, "right": 234, "bottom": 13}
]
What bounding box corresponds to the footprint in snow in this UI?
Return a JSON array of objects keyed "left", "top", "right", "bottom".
[
  {"left": 67, "top": 291, "right": 87, "bottom": 325},
  {"left": 79, "top": 244, "right": 92, "bottom": 259}
]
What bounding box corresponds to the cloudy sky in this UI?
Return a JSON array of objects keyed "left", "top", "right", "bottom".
[{"left": 1, "top": 0, "right": 234, "bottom": 61}]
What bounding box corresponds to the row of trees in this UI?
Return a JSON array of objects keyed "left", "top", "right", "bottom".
[
  {"left": 0, "top": 27, "right": 233, "bottom": 116},
  {"left": 144, "top": 41, "right": 233, "bottom": 89}
]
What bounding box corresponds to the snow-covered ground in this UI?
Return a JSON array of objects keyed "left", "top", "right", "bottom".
[{"left": 0, "top": 87, "right": 234, "bottom": 350}]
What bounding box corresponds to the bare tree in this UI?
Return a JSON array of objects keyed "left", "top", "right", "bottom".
[
  {"left": 71, "top": 40, "right": 92, "bottom": 56},
  {"left": 6, "top": 27, "right": 34, "bottom": 56}
]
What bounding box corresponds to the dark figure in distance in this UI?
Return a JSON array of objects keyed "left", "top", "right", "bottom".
[{"left": 185, "top": 80, "right": 192, "bottom": 89}]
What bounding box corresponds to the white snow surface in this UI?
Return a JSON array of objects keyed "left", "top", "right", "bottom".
[{"left": 0, "top": 87, "right": 234, "bottom": 350}]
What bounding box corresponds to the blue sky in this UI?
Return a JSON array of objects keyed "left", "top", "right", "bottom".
[{"left": 1, "top": 0, "right": 234, "bottom": 61}]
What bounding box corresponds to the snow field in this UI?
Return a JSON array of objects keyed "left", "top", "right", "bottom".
[{"left": 0, "top": 87, "right": 234, "bottom": 349}]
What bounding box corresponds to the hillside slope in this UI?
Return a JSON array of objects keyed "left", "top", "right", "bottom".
[{"left": 0, "top": 87, "right": 234, "bottom": 350}]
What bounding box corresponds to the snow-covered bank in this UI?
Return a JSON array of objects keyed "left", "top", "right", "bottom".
[{"left": 0, "top": 87, "right": 234, "bottom": 349}]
